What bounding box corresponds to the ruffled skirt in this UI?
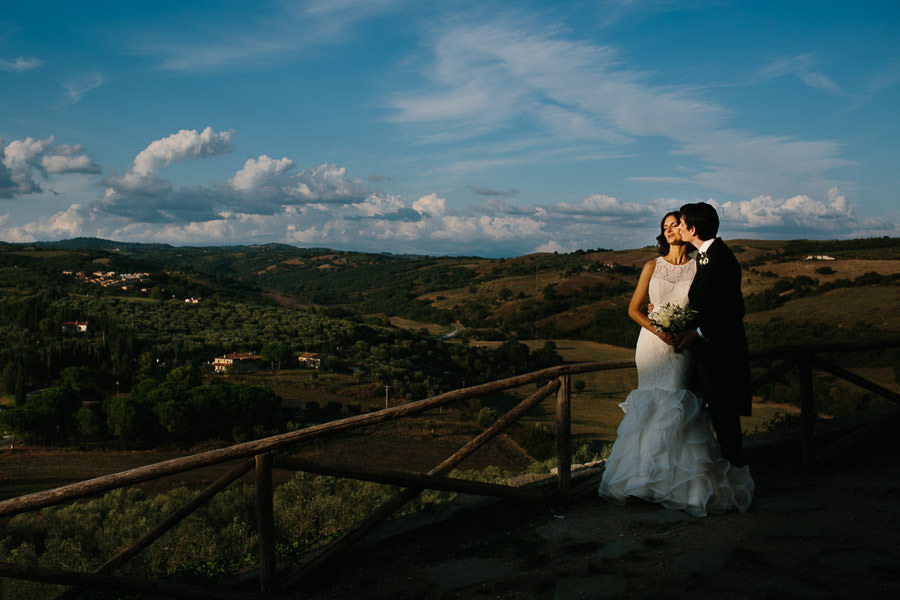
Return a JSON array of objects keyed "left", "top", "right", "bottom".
[{"left": 598, "top": 388, "right": 754, "bottom": 517}]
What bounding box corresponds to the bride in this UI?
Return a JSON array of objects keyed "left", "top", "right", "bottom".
[{"left": 598, "top": 211, "right": 754, "bottom": 517}]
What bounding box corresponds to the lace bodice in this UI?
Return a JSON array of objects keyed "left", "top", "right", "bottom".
[
  {"left": 636, "top": 257, "right": 697, "bottom": 390},
  {"left": 648, "top": 256, "right": 696, "bottom": 308}
]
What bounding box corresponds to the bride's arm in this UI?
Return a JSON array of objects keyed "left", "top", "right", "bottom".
[
  {"left": 627, "top": 261, "right": 654, "bottom": 328},
  {"left": 628, "top": 260, "right": 675, "bottom": 344}
]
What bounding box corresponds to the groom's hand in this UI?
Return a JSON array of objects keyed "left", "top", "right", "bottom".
[{"left": 678, "top": 329, "right": 700, "bottom": 351}]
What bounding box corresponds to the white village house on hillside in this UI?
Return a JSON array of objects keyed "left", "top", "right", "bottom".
[{"left": 213, "top": 353, "right": 262, "bottom": 374}]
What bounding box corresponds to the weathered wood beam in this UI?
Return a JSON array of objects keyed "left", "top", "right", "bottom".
[
  {"left": 53, "top": 458, "right": 254, "bottom": 600},
  {"left": 256, "top": 453, "right": 276, "bottom": 595},
  {"left": 271, "top": 458, "right": 548, "bottom": 501},
  {"left": 556, "top": 375, "right": 572, "bottom": 492},
  {"left": 279, "top": 378, "right": 561, "bottom": 590},
  {"left": 812, "top": 356, "right": 900, "bottom": 404},
  {"left": 0, "top": 361, "right": 630, "bottom": 518},
  {"left": 748, "top": 337, "right": 900, "bottom": 359}
]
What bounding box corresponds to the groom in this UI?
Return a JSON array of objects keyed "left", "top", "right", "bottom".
[{"left": 677, "top": 202, "right": 751, "bottom": 466}]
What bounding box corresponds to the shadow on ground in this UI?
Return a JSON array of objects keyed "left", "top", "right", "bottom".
[{"left": 282, "top": 408, "right": 900, "bottom": 599}]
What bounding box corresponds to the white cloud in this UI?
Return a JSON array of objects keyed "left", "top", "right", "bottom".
[
  {"left": 227, "top": 157, "right": 365, "bottom": 204},
  {"left": 2, "top": 121, "right": 887, "bottom": 256},
  {"left": 758, "top": 55, "right": 843, "bottom": 95},
  {"left": 290, "top": 163, "right": 364, "bottom": 202},
  {"left": 229, "top": 155, "right": 295, "bottom": 191},
  {"left": 41, "top": 144, "right": 102, "bottom": 174},
  {"left": 1, "top": 136, "right": 100, "bottom": 197},
  {"left": 5, "top": 182, "right": 894, "bottom": 256},
  {"left": 5, "top": 204, "right": 88, "bottom": 241},
  {"left": 352, "top": 193, "right": 405, "bottom": 217},
  {"left": 534, "top": 239, "right": 569, "bottom": 253},
  {"left": 390, "top": 21, "right": 724, "bottom": 141},
  {"left": 390, "top": 21, "right": 849, "bottom": 199},
  {"left": 721, "top": 187, "right": 855, "bottom": 231},
  {"left": 63, "top": 73, "right": 105, "bottom": 104},
  {"left": 0, "top": 57, "right": 43, "bottom": 73},
  {"left": 555, "top": 193, "right": 648, "bottom": 217},
  {"left": 141, "top": 0, "right": 402, "bottom": 71},
  {"left": 797, "top": 71, "right": 841, "bottom": 94},
  {"left": 132, "top": 127, "right": 234, "bottom": 177},
  {"left": 412, "top": 193, "right": 446, "bottom": 217},
  {"left": 105, "top": 127, "right": 235, "bottom": 200}
]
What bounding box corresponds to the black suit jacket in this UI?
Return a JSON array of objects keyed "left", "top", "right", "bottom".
[{"left": 687, "top": 238, "right": 752, "bottom": 416}]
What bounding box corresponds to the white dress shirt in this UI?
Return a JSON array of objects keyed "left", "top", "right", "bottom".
[{"left": 695, "top": 238, "right": 715, "bottom": 340}]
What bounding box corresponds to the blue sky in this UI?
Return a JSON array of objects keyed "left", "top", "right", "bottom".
[{"left": 1, "top": 0, "right": 898, "bottom": 257}]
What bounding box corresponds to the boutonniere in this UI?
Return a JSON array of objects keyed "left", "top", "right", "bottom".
[{"left": 697, "top": 251, "right": 709, "bottom": 266}]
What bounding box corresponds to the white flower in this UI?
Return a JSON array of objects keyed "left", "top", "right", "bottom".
[{"left": 649, "top": 302, "right": 698, "bottom": 333}]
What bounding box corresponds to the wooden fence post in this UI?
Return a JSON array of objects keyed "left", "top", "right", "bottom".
[
  {"left": 556, "top": 374, "right": 571, "bottom": 493},
  {"left": 255, "top": 453, "right": 276, "bottom": 595},
  {"left": 797, "top": 352, "right": 816, "bottom": 468}
]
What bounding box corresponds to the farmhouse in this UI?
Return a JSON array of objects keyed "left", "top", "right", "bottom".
[
  {"left": 298, "top": 352, "right": 323, "bottom": 369},
  {"left": 213, "top": 352, "right": 262, "bottom": 374}
]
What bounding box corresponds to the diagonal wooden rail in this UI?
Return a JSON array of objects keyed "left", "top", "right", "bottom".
[
  {"left": 0, "top": 338, "right": 897, "bottom": 597},
  {"left": 0, "top": 361, "right": 627, "bottom": 598},
  {"left": 0, "top": 360, "right": 631, "bottom": 519},
  {"left": 747, "top": 337, "right": 900, "bottom": 466}
]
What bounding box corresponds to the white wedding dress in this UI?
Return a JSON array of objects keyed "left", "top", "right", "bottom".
[{"left": 598, "top": 257, "right": 754, "bottom": 517}]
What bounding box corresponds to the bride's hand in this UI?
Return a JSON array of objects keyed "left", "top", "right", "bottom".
[{"left": 657, "top": 331, "right": 677, "bottom": 346}]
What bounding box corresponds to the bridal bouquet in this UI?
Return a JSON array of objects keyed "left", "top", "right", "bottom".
[{"left": 649, "top": 302, "right": 698, "bottom": 334}]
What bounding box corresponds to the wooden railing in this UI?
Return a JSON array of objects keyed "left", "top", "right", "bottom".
[
  {"left": 1, "top": 337, "right": 898, "bottom": 597},
  {"left": 0, "top": 359, "right": 631, "bottom": 599},
  {"left": 747, "top": 337, "right": 900, "bottom": 466}
]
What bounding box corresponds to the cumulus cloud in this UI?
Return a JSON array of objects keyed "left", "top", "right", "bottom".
[
  {"left": 132, "top": 127, "right": 234, "bottom": 177},
  {"left": 5, "top": 177, "right": 893, "bottom": 256},
  {"left": 229, "top": 155, "right": 295, "bottom": 192},
  {"left": 104, "top": 127, "right": 234, "bottom": 203},
  {"left": 552, "top": 193, "right": 648, "bottom": 218},
  {"left": 412, "top": 193, "right": 446, "bottom": 217},
  {"left": 0, "top": 57, "right": 43, "bottom": 73},
  {"left": 101, "top": 130, "right": 366, "bottom": 224},
  {"left": 2, "top": 204, "right": 88, "bottom": 241},
  {"left": 0, "top": 136, "right": 101, "bottom": 198},
  {"left": 721, "top": 187, "right": 855, "bottom": 232},
  {"left": 41, "top": 144, "right": 102, "bottom": 174},
  {"left": 352, "top": 193, "right": 405, "bottom": 217},
  {"left": 228, "top": 158, "right": 366, "bottom": 210},
  {"left": 2, "top": 126, "right": 888, "bottom": 256}
]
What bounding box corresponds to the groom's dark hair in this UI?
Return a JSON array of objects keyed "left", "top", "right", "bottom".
[{"left": 679, "top": 202, "right": 719, "bottom": 241}]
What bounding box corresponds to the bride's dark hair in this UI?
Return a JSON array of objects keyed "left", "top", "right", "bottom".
[{"left": 656, "top": 210, "right": 681, "bottom": 255}]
